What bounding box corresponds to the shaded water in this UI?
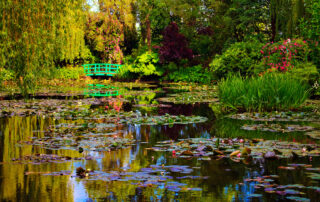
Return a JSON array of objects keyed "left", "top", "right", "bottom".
[{"left": 0, "top": 85, "right": 320, "bottom": 201}]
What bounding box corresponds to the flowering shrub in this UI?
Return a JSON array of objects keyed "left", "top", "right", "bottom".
[
  {"left": 260, "top": 39, "right": 309, "bottom": 72},
  {"left": 85, "top": 13, "right": 123, "bottom": 63}
]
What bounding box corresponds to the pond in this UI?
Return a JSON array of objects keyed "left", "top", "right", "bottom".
[{"left": 0, "top": 83, "right": 320, "bottom": 201}]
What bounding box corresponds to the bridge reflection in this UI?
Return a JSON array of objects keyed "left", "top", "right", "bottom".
[{"left": 83, "top": 84, "right": 121, "bottom": 97}]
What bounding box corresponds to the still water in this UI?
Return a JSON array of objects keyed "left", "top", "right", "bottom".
[{"left": 0, "top": 85, "right": 319, "bottom": 201}]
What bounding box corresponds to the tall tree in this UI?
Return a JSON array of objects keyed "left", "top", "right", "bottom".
[
  {"left": 136, "top": 0, "right": 171, "bottom": 52},
  {"left": 85, "top": 0, "right": 136, "bottom": 62},
  {"left": 270, "top": 0, "right": 305, "bottom": 41},
  {"left": 0, "top": 0, "right": 87, "bottom": 96}
]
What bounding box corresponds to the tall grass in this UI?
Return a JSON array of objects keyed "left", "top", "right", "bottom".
[{"left": 218, "top": 73, "right": 310, "bottom": 111}]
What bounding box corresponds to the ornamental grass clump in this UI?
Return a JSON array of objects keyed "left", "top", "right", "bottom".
[{"left": 218, "top": 73, "right": 309, "bottom": 112}]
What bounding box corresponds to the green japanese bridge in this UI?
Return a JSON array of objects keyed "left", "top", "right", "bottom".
[
  {"left": 83, "top": 63, "right": 122, "bottom": 76},
  {"left": 83, "top": 84, "right": 120, "bottom": 97}
]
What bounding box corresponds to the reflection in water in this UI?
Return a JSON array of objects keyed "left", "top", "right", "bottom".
[
  {"left": 0, "top": 102, "right": 319, "bottom": 201},
  {"left": 0, "top": 116, "right": 79, "bottom": 201},
  {"left": 84, "top": 84, "right": 120, "bottom": 97}
]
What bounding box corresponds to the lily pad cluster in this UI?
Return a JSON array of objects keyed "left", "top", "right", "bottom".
[
  {"left": 162, "top": 83, "right": 216, "bottom": 92},
  {"left": 132, "top": 103, "right": 172, "bottom": 108},
  {"left": 22, "top": 135, "right": 135, "bottom": 152},
  {"left": 158, "top": 91, "right": 218, "bottom": 104},
  {"left": 124, "top": 114, "right": 208, "bottom": 125},
  {"left": 241, "top": 124, "right": 315, "bottom": 133},
  {"left": 306, "top": 131, "right": 320, "bottom": 139},
  {"left": 0, "top": 98, "right": 100, "bottom": 118},
  {"left": 240, "top": 163, "right": 320, "bottom": 202},
  {"left": 53, "top": 109, "right": 208, "bottom": 125},
  {"left": 74, "top": 164, "right": 207, "bottom": 192},
  {"left": 229, "top": 112, "right": 320, "bottom": 122},
  {"left": 0, "top": 99, "right": 208, "bottom": 126},
  {"left": 48, "top": 123, "right": 117, "bottom": 134},
  {"left": 11, "top": 154, "right": 86, "bottom": 164},
  {"left": 147, "top": 138, "right": 320, "bottom": 160},
  {"left": 25, "top": 170, "right": 72, "bottom": 176}
]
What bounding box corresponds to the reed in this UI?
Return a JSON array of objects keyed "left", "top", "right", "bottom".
[{"left": 218, "top": 73, "right": 310, "bottom": 111}]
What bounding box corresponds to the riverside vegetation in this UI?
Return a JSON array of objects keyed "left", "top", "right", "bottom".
[{"left": 0, "top": 0, "right": 320, "bottom": 201}]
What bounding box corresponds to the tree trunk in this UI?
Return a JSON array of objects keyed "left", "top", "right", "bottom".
[
  {"left": 270, "top": 0, "right": 277, "bottom": 42},
  {"left": 146, "top": 14, "right": 151, "bottom": 52},
  {"left": 271, "top": 13, "right": 276, "bottom": 42}
]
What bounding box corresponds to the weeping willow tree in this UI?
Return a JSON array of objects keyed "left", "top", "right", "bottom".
[
  {"left": 0, "top": 0, "right": 87, "bottom": 96},
  {"left": 54, "top": 1, "right": 90, "bottom": 65}
]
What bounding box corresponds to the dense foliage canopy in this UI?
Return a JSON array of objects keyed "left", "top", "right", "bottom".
[{"left": 0, "top": 0, "right": 319, "bottom": 95}]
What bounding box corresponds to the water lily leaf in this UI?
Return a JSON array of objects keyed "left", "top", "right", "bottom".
[
  {"left": 286, "top": 196, "right": 310, "bottom": 202},
  {"left": 264, "top": 151, "right": 277, "bottom": 159},
  {"left": 180, "top": 150, "right": 194, "bottom": 156},
  {"left": 306, "top": 131, "right": 320, "bottom": 139}
]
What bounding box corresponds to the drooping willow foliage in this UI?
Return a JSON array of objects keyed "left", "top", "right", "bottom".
[
  {"left": 0, "top": 0, "right": 86, "bottom": 96},
  {"left": 54, "top": 1, "right": 90, "bottom": 64}
]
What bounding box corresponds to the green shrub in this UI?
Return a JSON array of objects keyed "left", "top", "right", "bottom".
[
  {"left": 313, "top": 78, "right": 320, "bottom": 96},
  {"left": 190, "top": 35, "right": 215, "bottom": 62},
  {"left": 0, "top": 68, "right": 14, "bottom": 85},
  {"left": 118, "top": 51, "right": 162, "bottom": 79},
  {"left": 218, "top": 73, "right": 310, "bottom": 112},
  {"left": 52, "top": 67, "right": 84, "bottom": 80},
  {"left": 289, "top": 62, "right": 319, "bottom": 85},
  {"left": 164, "top": 65, "right": 213, "bottom": 84},
  {"left": 209, "top": 39, "right": 264, "bottom": 79}
]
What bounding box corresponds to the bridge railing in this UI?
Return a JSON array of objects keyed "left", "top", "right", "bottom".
[{"left": 83, "top": 63, "right": 122, "bottom": 76}]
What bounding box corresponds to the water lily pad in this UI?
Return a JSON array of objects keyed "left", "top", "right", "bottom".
[
  {"left": 230, "top": 112, "right": 320, "bottom": 122},
  {"left": 306, "top": 131, "right": 320, "bottom": 140},
  {"left": 241, "top": 124, "right": 314, "bottom": 133},
  {"left": 248, "top": 194, "right": 263, "bottom": 198},
  {"left": 286, "top": 196, "right": 310, "bottom": 202}
]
